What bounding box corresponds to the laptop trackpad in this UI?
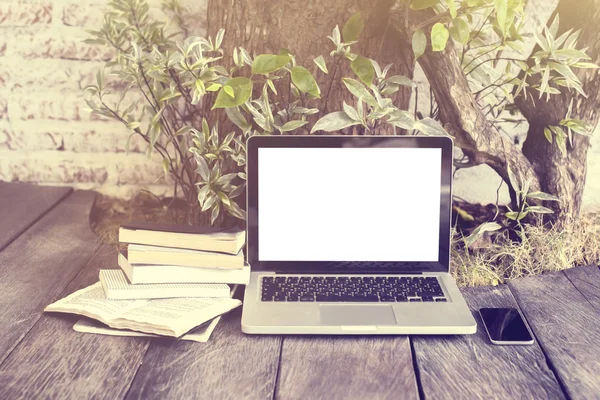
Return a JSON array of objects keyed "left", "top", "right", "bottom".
[{"left": 319, "top": 305, "right": 397, "bottom": 325}]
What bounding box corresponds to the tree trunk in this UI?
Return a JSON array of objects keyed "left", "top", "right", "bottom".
[
  {"left": 417, "top": 41, "right": 540, "bottom": 204},
  {"left": 396, "top": 7, "right": 541, "bottom": 207},
  {"left": 517, "top": 0, "right": 600, "bottom": 223},
  {"left": 206, "top": 0, "right": 414, "bottom": 118}
]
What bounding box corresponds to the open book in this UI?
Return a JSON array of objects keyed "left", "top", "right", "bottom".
[
  {"left": 99, "top": 269, "right": 231, "bottom": 300},
  {"left": 45, "top": 282, "right": 241, "bottom": 337},
  {"left": 73, "top": 317, "right": 221, "bottom": 343}
]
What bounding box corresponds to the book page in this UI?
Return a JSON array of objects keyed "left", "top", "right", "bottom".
[
  {"left": 45, "top": 283, "right": 145, "bottom": 323},
  {"left": 73, "top": 317, "right": 221, "bottom": 343},
  {"left": 111, "top": 297, "right": 241, "bottom": 337}
]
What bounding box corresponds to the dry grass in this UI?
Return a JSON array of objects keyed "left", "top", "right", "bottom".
[{"left": 451, "top": 212, "right": 600, "bottom": 287}]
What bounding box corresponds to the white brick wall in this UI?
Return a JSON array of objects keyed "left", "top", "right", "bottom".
[{"left": 0, "top": 0, "right": 206, "bottom": 197}]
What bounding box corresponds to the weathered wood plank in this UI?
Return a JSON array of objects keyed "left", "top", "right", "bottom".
[
  {"left": 0, "top": 190, "right": 99, "bottom": 364},
  {"left": 509, "top": 270, "right": 600, "bottom": 399},
  {"left": 412, "top": 285, "right": 565, "bottom": 400},
  {"left": 276, "top": 336, "right": 418, "bottom": 400},
  {"left": 0, "top": 246, "right": 151, "bottom": 399},
  {"left": 563, "top": 265, "right": 600, "bottom": 310},
  {"left": 0, "top": 182, "right": 72, "bottom": 251},
  {"left": 126, "top": 305, "right": 282, "bottom": 400}
]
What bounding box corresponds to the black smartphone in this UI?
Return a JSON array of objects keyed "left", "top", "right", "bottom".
[{"left": 479, "top": 307, "right": 534, "bottom": 345}]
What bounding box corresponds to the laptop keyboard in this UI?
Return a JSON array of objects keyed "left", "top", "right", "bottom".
[{"left": 260, "top": 276, "right": 447, "bottom": 302}]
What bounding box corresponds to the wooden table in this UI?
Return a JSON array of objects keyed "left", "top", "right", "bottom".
[{"left": 0, "top": 183, "right": 599, "bottom": 399}]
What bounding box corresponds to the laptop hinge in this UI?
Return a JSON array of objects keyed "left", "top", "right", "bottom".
[{"left": 269, "top": 271, "right": 426, "bottom": 275}]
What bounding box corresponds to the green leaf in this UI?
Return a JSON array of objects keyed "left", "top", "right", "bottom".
[
  {"left": 505, "top": 210, "right": 529, "bottom": 221},
  {"left": 410, "top": 0, "right": 439, "bottom": 10},
  {"left": 229, "top": 183, "right": 245, "bottom": 199},
  {"left": 314, "top": 55, "right": 328, "bottom": 74},
  {"left": 526, "top": 205, "right": 554, "bottom": 214},
  {"left": 342, "top": 13, "right": 364, "bottom": 42},
  {"left": 543, "top": 127, "right": 553, "bottom": 143},
  {"left": 414, "top": 118, "right": 446, "bottom": 135},
  {"left": 331, "top": 25, "right": 341, "bottom": 45},
  {"left": 431, "top": 23, "right": 449, "bottom": 52},
  {"left": 549, "top": 125, "right": 567, "bottom": 155},
  {"left": 224, "top": 85, "right": 235, "bottom": 98},
  {"left": 342, "top": 78, "right": 378, "bottom": 107},
  {"left": 343, "top": 101, "right": 361, "bottom": 122},
  {"left": 388, "top": 110, "right": 416, "bottom": 130},
  {"left": 539, "top": 66, "right": 550, "bottom": 98},
  {"left": 226, "top": 200, "right": 246, "bottom": 220},
  {"left": 506, "top": 163, "right": 520, "bottom": 193},
  {"left": 554, "top": 48, "right": 591, "bottom": 60},
  {"left": 453, "top": 17, "right": 470, "bottom": 44},
  {"left": 548, "top": 15, "right": 560, "bottom": 38},
  {"left": 267, "top": 79, "right": 277, "bottom": 95},
  {"left": 201, "top": 118, "right": 210, "bottom": 140},
  {"left": 290, "top": 66, "right": 320, "bottom": 98},
  {"left": 197, "top": 185, "right": 210, "bottom": 206},
  {"left": 212, "top": 77, "right": 253, "bottom": 109},
  {"left": 280, "top": 120, "right": 309, "bottom": 132},
  {"left": 463, "top": 222, "right": 502, "bottom": 247},
  {"left": 210, "top": 202, "right": 220, "bottom": 224},
  {"left": 311, "top": 111, "right": 362, "bottom": 133},
  {"left": 206, "top": 83, "right": 221, "bottom": 92},
  {"left": 548, "top": 62, "right": 579, "bottom": 85},
  {"left": 127, "top": 121, "right": 141, "bottom": 130},
  {"left": 215, "top": 28, "right": 225, "bottom": 49},
  {"left": 572, "top": 62, "right": 599, "bottom": 69},
  {"left": 494, "top": 0, "right": 508, "bottom": 37},
  {"left": 195, "top": 79, "right": 205, "bottom": 94},
  {"left": 412, "top": 29, "right": 427, "bottom": 60},
  {"left": 251, "top": 54, "right": 291, "bottom": 75},
  {"left": 527, "top": 191, "right": 559, "bottom": 201},
  {"left": 446, "top": 0, "right": 457, "bottom": 18},
  {"left": 351, "top": 55, "right": 375, "bottom": 85},
  {"left": 387, "top": 75, "right": 416, "bottom": 87},
  {"left": 217, "top": 191, "right": 231, "bottom": 206},
  {"left": 159, "top": 91, "right": 182, "bottom": 103},
  {"left": 196, "top": 156, "right": 210, "bottom": 181},
  {"left": 225, "top": 107, "right": 251, "bottom": 134},
  {"left": 161, "top": 158, "right": 169, "bottom": 176}
]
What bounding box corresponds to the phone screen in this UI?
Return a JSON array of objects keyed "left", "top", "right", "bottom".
[{"left": 479, "top": 308, "right": 533, "bottom": 343}]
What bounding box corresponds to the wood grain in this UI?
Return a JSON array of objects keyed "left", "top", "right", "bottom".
[
  {"left": 0, "top": 245, "right": 151, "bottom": 399},
  {"left": 0, "top": 190, "right": 99, "bottom": 364},
  {"left": 126, "top": 305, "right": 282, "bottom": 400},
  {"left": 563, "top": 265, "right": 600, "bottom": 310},
  {"left": 412, "top": 285, "right": 564, "bottom": 400},
  {"left": 276, "top": 335, "right": 418, "bottom": 400},
  {"left": 509, "top": 270, "right": 600, "bottom": 399},
  {"left": 0, "top": 182, "right": 71, "bottom": 251}
]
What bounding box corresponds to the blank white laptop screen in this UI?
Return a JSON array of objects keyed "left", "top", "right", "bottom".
[{"left": 258, "top": 147, "right": 442, "bottom": 262}]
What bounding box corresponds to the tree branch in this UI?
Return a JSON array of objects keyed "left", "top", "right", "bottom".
[{"left": 416, "top": 40, "right": 540, "bottom": 201}]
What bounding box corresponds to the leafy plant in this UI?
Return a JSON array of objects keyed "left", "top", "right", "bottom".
[
  {"left": 404, "top": 1, "right": 596, "bottom": 157},
  {"left": 83, "top": 1, "right": 440, "bottom": 226},
  {"left": 84, "top": 0, "right": 596, "bottom": 232},
  {"left": 463, "top": 164, "right": 560, "bottom": 248}
]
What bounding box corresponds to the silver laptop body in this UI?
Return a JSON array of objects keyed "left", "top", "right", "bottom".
[{"left": 241, "top": 135, "right": 477, "bottom": 335}]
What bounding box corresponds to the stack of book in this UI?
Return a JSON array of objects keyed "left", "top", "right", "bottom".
[
  {"left": 44, "top": 223, "right": 249, "bottom": 342},
  {"left": 117, "top": 222, "right": 249, "bottom": 285}
]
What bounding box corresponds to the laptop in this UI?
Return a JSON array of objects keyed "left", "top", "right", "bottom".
[{"left": 241, "top": 135, "right": 477, "bottom": 335}]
